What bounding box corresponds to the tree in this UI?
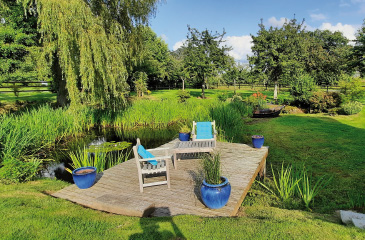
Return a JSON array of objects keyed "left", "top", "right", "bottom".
[
  {"left": 0, "top": 1, "right": 39, "bottom": 85},
  {"left": 184, "top": 26, "right": 232, "bottom": 98},
  {"left": 17, "top": 0, "right": 159, "bottom": 108},
  {"left": 133, "top": 27, "right": 172, "bottom": 89},
  {"left": 133, "top": 71, "right": 148, "bottom": 97},
  {"left": 249, "top": 18, "right": 308, "bottom": 98},
  {"left": 352, "top": 19, "right": 365, "bottom": 77}
]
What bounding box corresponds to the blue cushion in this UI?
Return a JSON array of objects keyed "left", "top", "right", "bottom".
[
  {"left": 196, "top": 122, "right": 213, "bottom": 139},
  {"left": 137, "top": 145, "right": 158, "bottom": 165}
]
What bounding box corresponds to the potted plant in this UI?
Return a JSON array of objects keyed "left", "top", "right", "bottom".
[
  {"left": 252, "top": 135, "right": 264, "bottom": 148},
  {"left": 72, "top": 166, "right": 97, "bottom": 189},
  {"left": 200, "top": 152, "right": 231, "bottom": 209},
  {"left": 179, "top": 124, "right": 191, "bottom": 141}
]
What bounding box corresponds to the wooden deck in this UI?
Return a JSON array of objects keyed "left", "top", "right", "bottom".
[{"left": 52, "top": 139, "right": 268, "bottom": 217}]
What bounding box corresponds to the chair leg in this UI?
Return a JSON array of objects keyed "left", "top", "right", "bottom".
[{"left": 139, "top": 174, "right": 144, "bottom": 193}]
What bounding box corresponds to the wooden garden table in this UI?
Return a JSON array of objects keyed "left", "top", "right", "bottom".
[{"left": 172, "top": 140, "right": 216, "bottom": 169}]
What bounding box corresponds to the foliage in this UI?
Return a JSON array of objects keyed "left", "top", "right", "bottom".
[
  {"left": 184, "top": 26, "right": 232, "bottom": 98},
  {"left": 259, "top": 164, "right": 301, "bottom": 203},
  {"left": 296, "top": 169, "right": 332, "bottom": 210},
  {"left": 0, "top": 1, "right": 39, "bottom": 84},
  {"left": 68, "top": 146, "right": 130, "bottom": 173},
  {"left": 18, "top": 0, "right": 159, "bottom": 108},
  {"left": 338, "top": 75, "right": 365, "bottom": 102},
  {"left": 201, "top": 152, "right": 221, "bottom": 185},
  {"left": 231, "top": 94, "right": 243, "bottom": 102},
  {"left": 309, "top": 92, "right": 341, "bottom": 113},
  {"left": 347, "top": 191, "right": 365, "bottom": 210},
  {"left": 0, "top": 157, "right": 41, "bottom": 183},
  {"left": 179, "top": 124, "right": 190, "bottom": 133},
  {"left": 290, "top": 73, "right": 317, "bottom": 107},
  {"left": 341, "top": 101, "right": 363, "bottom": 115},
  {"left": 351, "top": 18, "right": 365, "bottom": 77},
  {"left": 176, "top": 90, "right": 191, "bottom": 102},
  {"left": 133, "top": 71, "right": 148, "bottom": 97},
  {"left": 217, "top": 91, "right": 229, "bottom": 102},
  {"left": 244, "top": 91, "right": 268, "bottom": 110}
]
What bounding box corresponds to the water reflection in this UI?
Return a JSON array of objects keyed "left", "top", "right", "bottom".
[{"left": 44, "top": 126, "right": 179, "bottom": 182}]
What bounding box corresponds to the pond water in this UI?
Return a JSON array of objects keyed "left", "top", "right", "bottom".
[{"left": 40, "top": 126, "right": 179, "bottom": 182}]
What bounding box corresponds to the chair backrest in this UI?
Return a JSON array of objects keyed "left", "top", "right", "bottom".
[
  {"left": 133, "top": 138, "right": 158, "bottom": 165},
  {"left": 193, "top": 121, "right": 215, "bottom": 139}
]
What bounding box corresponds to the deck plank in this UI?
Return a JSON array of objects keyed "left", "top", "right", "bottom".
[{"left": 52, "top": 139, "right": 268, "bottom": 217}]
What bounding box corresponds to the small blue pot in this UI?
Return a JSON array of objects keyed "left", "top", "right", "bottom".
[
  {"left": 179, "top": 132, "right": 190, "bottom": 141},
  {"left": 200, "top": 176, "right": 231, "bottom": 209},
  {"left": 252, "top": 135, "right": 264, "bottom": 148},
  {"left": 72, "top": 166, "right": 97, "bottom": 189}
]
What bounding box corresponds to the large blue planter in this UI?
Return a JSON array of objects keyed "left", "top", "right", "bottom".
[
  {"left": 200, "top": 176, "right": 231, "bottom": 209},
  {"left": 179, "top": 132, "right": 190, "bottom": 141},
  {"left": 72, "top": 166, "right": 97, "bottom": 189},
  {"left": 252, "top": 135, "right": 264, "bottom": 148}
]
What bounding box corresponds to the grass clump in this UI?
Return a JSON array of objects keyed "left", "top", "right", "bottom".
[{"left": 201, "top": 152, "right": 221, "bottom": 185}]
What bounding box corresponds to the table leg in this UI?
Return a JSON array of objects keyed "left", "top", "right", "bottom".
[{"left": 173, "top": 152, "right": 177, "bottom": 170}]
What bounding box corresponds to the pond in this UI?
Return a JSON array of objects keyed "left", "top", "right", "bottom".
[{"left": 40, "top": 126, "right": 179, "bottom": 182}]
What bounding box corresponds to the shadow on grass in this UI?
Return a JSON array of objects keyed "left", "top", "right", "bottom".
[
  {"left": 129, "top": 207, "right": 186, "bottom": 240},
  {"left": 249, "top": 113, "right": 365, "bottom": 213}
]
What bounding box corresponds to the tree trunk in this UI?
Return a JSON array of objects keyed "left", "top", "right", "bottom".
[
  {"left": 274, "top": 82, "right": 278, "bottom": 100},
  {"left": 234, "top": 78, "right": 236, "bottom": 95},
  {"left": 53, "top": 54, "right": 68, "bottom": 107},
  {"left": 182, "top": 78, "right": 185, "bottom": 90},
  {"left": 201, "top": 83, "right": 205, "bottom": 98}
]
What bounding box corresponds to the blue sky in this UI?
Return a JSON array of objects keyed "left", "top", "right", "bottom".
[{"left": 149, "top": 0, "right": 365, "bottom": 62}]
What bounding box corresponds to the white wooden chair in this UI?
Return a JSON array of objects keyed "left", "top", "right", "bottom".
[
  {"left": 133, "top": 138, "right": 171, "bottom": 193},
  {"left": 191, "top": 121, "right": 217, "bottom": 144}
]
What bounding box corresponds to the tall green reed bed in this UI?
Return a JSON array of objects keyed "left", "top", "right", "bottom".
[{"left": 0, "top": 105, "right": 93, "bottom": 183}]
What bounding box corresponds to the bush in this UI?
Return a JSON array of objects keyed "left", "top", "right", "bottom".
[
  {"left": 341, "top": 101, "right": 363, "bottom": 115},
  {"left": 217, "top": 92, "right": 229, "bottom": 102},
  {"left": 290, "top": 74, "right": 316, "bottom": 107},
  {"left": 309, "top": 92, "right": 341, "bottom": 113},
  {"left": 244, "top": 92, "right": 267, "bottom": 109},
  {"left": 231, "top": 94, "right": 243, "bottom": 102},
  {"left": 339, "top": 75, "right": 364, "bottom": 102},
  {"left": 177, "top": 90, "right": 191, "bottom": 103}
]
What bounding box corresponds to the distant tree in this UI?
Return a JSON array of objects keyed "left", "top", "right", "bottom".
[
  {"left": 133, "top": 71, "right": 148, "bottom": 97},
  {"left": 249, "top": 18, "right": 308, "bottom": 98},
  {"left": 133, "top": 27, "right": 171, "bottom": 89},
  {"left": 17, "top": 0, "right": 159, "bottom": 108},
  {"left": 351, "top": 19, "right": 365, "bottom": 77},
  {"left": 184, "top": 26, "right": 232, "bottom": 98},
  {"left": 0, "top": 1, "right": 39, "bottom": 85}
]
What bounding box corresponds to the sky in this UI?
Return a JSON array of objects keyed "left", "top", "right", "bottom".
[{"left": 149, "top": 0, "right": 365, "bottom": 62}]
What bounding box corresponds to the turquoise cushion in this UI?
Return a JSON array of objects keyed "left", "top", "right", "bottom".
[
  {"left": 137, "top": 145, "right": 158, "bottom": 166},
  {"left": 196, "top": 122, "right": 213, "bottom": 139}
]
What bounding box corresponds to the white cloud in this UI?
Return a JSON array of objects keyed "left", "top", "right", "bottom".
[
  {"left": 310, "top": 13, "right": 327, "bottom": 21},
  {"left": 319, "top": 22, "right": 358, "bottom": 40},
  {"left": 268, "top": 17, "right": 287, "bottom": 28},
  {"left": 224, "top": 35, "right": 253, "bottom": 62},
  {"left": 172, "top": 40, "right": 186, "bottom": 51}
]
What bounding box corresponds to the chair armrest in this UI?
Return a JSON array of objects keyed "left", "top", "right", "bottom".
[
  {"left": 138, "top": 156, "right": 170, "bottom": 162},
  {"left": 146, "top": 147, "right": 170, "bottom": 152}
]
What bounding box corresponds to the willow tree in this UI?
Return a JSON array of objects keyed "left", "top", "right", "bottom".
[{"left": 17, "top": 0, "right": 158, "bottom": 108}]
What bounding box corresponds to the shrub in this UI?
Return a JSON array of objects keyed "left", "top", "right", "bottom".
[
  {"left": 290, "top": 74, "right": 316, "bottom": 107},
  {"left": 309, "top": 92, "right": 341, "bottom": 113},
  {"left": 177, "top": 90, "right": 191, "bottom": 102},
  {"left": 245, "top": 92, "right": 267, "bottom": 109},
  {"left": 231, "top": 94, "right": 243, "bottom": 102},
  {"left": 339, "top": 75, "right": 364, "bottom": 102},
  {"left": 341, "top": 101, "right": 363, "bottom": 115},
  {"left": 217, "top": 92, "right": 229, "bottom": 102}
]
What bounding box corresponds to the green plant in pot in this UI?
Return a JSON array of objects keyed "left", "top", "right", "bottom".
[
  {"left": 179, "top": 124, "right": 191, "bottom": 141},
  {"left": 200, "top": 152, "right": 231, "bottom": 209}
]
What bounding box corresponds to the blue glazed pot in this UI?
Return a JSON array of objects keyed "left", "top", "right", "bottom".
[
  {"left": 252, "top": 135, "right": 264, "bottom": 148},
  {"left": 200, "top": 176, "right": 231, "bottom": 209},
  {"left": 179, "top": 132, "right": 190, "bottom": 141},
  {"left": 72, "top": 166, "right": 97, "bottom": 189}
]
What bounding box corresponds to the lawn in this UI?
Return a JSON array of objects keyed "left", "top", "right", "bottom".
[{"left": 0, "top": 88, "right": 364, "bottom": 239}]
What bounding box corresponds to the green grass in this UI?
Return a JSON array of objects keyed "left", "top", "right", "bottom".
[
  {"left": 0, "top": 91, "right": 56, "bottom": 103},
  {"left": 0, "top": 179, "right": 364, "bottom": 239},
  {"left": 243, "top": 109, "right": 365, "bottom": 213}
]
